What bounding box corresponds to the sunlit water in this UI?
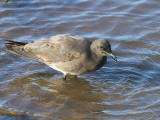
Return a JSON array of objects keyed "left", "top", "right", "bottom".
[{"left": 0, "top": 0, "right": 160, "bottom": 119}]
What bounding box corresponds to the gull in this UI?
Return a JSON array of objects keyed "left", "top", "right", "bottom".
[{"left": 4, "top": 34, "right": 117, "bottom": 79}]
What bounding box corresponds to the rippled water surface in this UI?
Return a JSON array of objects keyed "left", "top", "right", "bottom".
[{"left": 1, "top": 0, "right": 160, "bottom": 119}]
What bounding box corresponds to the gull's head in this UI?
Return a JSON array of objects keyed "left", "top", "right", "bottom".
[{"left": 91, "top": 39, "right": 117, "bottom": 62}]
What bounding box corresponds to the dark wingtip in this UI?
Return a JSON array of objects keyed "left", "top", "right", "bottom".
[{"left": 4, "top": 40, "right": 27, "bottom": 46}]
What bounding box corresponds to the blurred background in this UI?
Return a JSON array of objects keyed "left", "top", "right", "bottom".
[{"left": 0, "top": 0, "right": 160, "bottom": 119}]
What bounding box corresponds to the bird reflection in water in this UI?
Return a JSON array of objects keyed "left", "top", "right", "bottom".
[{"left": 3, "top": 73, "right": 105, "bottom": 119}]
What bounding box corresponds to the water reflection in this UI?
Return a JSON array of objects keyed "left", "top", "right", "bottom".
[{"left": 1, "top": 73, "right": 106, "bottom": 119}]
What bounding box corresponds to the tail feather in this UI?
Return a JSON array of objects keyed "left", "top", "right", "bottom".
[{"left": 4, "top": 40, "right": 44, "bottom": 62}]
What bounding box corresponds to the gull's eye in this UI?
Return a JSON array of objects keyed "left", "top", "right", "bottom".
[
  {"left": 100, "top": 46, "right": 105, "bottom": 50},
  {"left": 100, "top": 46, "right": 103, "bottom": 49}
]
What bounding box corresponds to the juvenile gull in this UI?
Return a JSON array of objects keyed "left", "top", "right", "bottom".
[{"left": 4, "top": 34, "right": 117, "bottom": 79}]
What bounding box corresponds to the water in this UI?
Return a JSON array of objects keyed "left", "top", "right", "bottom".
[{"left": 0, "top": 0, "right": 160, "bottom": 119}]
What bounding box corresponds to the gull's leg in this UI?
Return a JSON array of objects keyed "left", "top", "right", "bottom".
[
  {"left": 63, "top": 75, "right": 66, "bottom": 80},
  {"left": 63, "top": 73, "right": 68, "bottom": 81}
]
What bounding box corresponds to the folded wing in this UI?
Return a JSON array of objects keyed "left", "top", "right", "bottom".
[{"left": 24, "top": 34, "right": 92, "bottom": 64}]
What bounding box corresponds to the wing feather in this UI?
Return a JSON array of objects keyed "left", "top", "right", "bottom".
[{"left": 24, "top": 34, "right": 91, "bottom": 64}]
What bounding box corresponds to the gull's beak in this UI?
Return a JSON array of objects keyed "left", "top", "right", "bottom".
[{"left": 109, "top": 53, "right": 117, "bottom": 62}]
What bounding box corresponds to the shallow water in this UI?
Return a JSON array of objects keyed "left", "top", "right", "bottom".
[{"left": 0, "top": 0, "right": 160, "bottom": 119}]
